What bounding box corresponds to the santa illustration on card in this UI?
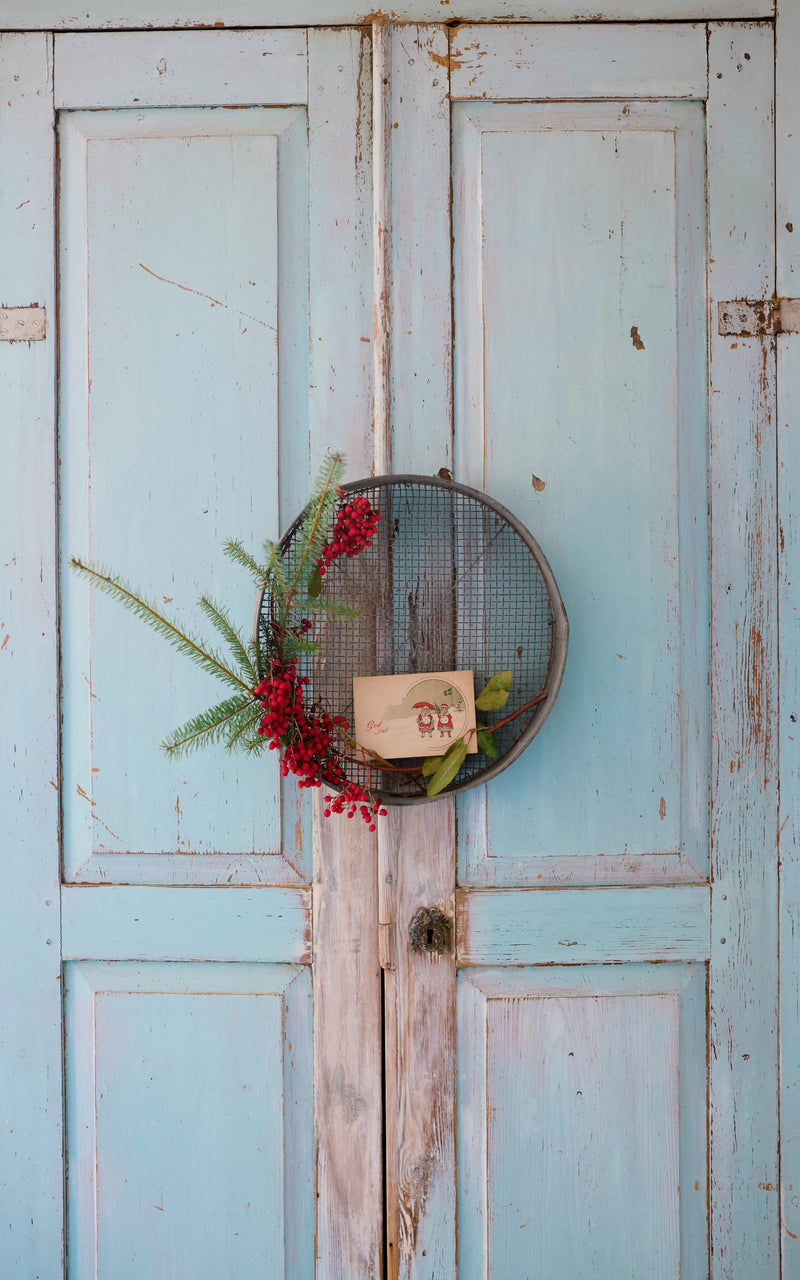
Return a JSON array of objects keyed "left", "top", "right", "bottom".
[
  {"left": 413, "top": 701, "right": 436, "bottom": 740},
  {"left": 437, "top": 703, "right": 454, "bottom": 739}
]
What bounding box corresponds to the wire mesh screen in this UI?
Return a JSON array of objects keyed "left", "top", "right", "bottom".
[{"left": 258, "top": 475, "right": 568, "bottom": 804}]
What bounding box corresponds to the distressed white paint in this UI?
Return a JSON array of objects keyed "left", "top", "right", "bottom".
[
  {"left": 379, "top": 26, "right": 457, "bottom": 1280},
  {"left": 308, "top": 29, "right": 384, "bottom": 1280},
  {"left": 54, "top": 28, "right": 307, "bottom": 107},
  {"left": 450, "top": 22, "right": 708, "bottom": 101},
  {"left": 0, "top": 0, "right": 774, "bottom": 31}
]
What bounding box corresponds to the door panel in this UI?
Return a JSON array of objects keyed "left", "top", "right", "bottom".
[
  {"left": 453, "top": 99, "right": 709, "bottom": 884},
  {"left": 457, "top": 964, "right": 707, "bottom": 1280},
  {"left": 384, "top": 19, "right": 777, "bottom": 1280},
  {"left": 65, "top": 963, "right": 314, "bottom": 1280},
  {"left": 59, "top": 103, "right": 308, "bottom": 883}
]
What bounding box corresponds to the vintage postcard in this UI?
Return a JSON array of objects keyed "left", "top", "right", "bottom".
[{"left": 353, "top": 671, "right": 477, "bottom": 760}]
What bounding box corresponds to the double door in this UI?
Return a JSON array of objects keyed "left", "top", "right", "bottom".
[{"left": 0, "top": 19, "right": 783, "bottom": 1278}]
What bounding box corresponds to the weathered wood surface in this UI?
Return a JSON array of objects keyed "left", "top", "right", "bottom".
[
  {"left": 383, "top": 805, "right": 456, "bottom": 1280},
  {"left": 54, "top": 28, "right": 307, "bottom": 106},
  {"left": 450, "top": 21, "right": 707, "bottom": 100},
  {"left": 65, "top": 961, "right": 315, "bottom": 1278},
  {"left": 0, "top": 33, "right": 64, "bottom": 1280},
  {"left": 453, "top": 92, "right": 709, "bottom": 887},
  {"left": 458, "top": 964, "right": 708, "bottom": 1280},
  {"left": 61, "top": 885, "right": 311, "bottom": 961},
  {"left": 379, "top": 26, "right": 456, "bottom": 1280},
  {"left": 0, "top": 0, "right": 773, "bottom": 33},
  {"left": 707, "top": 23, "right": 780, "bottom": 1279},
  {"left": 308, "top": 28, "right": 383, "bottom": 1280},
  {"left": 778, "top": 0, "right": 800, "bottom": 1268},
  {"left": 458, "top": 886, "right": 711, "bottom": 966},
  {"left": 58, "top": 99, "right": 308, "bottom": 885}
]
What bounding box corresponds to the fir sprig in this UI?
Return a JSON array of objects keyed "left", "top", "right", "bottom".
[
  {"left": 69, "top": 451, "right": 356, "bottom": 763},
  {"left": 69, "top": 559, "right": 251, "bottom": 695},
  {"left": 161, "top": 694, "right": 257, "bottom": 756}
]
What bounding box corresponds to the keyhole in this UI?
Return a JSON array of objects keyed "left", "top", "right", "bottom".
[{"left": 426, "top": 928, "right": 434, "bottom": 946}]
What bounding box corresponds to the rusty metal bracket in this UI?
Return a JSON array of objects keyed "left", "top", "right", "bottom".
[
  {"left": 718, "top": 298, "right": 800, "bottom": 336},
  {"left": 0, "top": 305, "right": 47, "bottom": 342},
  {"left": 409, "top": 906, "right": 452, "bottom": 956}
]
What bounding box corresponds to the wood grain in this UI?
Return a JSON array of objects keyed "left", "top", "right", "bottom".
[
  {"left": 450, "top": 22, "right": 707, "bottom": 101},
  {"left": 0, "top": 33, "right": 63, "bottom": 1280},
  {"left": 707, "top": 23, "right": 780, "bottom": 1278},
  {"left": 54, "top": 28, "right": 307, "bottom": 107},
  {"left": 458, "top": 886, "right": 711, "bottom": 966},
  {"left": 0, "top": 1, "right": 774, "bottom": 33},
  {"left": 308, "top": 28, "right": 383, "bottom": 1280},
  {"left": 777, "top": 0, "right": 800, "bottom": 1267}
]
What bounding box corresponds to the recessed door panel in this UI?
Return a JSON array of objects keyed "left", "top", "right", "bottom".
[
  {"left": 59, "top": 105, "right": 310, "bottom": 882},
  {"left": 65, "top": 962, "right": 314, "bottom": 1280},
  {"left": 454, "top": 101, "right": 709, "bottom": 885}
]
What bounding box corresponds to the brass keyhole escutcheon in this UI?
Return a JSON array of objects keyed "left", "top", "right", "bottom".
[{"left": 409, "top": 906, "right": 452, "bottom": 956}]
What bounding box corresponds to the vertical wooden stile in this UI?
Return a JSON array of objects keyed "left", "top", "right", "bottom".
[
  {"left": 707, "top": 23, "right": 780, "bottom": 1279},
  {"left": 378, "top": 25, "right": 457, "bottom": 1280},
  {"left": 309, "top": 29, "right": 383, "bottom": 1280},
  {"left": 778, "top": 0, "right": 800, "bottom": 1268},
  {"left": 0, "top": 33, "right": 63, "bottom": 1280}
]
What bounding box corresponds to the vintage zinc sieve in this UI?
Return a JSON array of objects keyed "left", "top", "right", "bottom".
[{"left": 257, "top": 474, "right": 568, "bottom": 804}]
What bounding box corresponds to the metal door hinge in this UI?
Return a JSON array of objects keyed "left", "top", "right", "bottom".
[
  {"left": 718, "top": 299, "right": 800, "bottom": 336},
  {"left": 0, "top": 305, "right": 47, "bottom": 342}
]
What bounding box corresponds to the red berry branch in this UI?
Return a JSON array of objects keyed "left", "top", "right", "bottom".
[{"left": 255, "top": 483, "right": 387, "bottom": 827}]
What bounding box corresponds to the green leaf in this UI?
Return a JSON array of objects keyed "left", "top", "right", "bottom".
[
  {"left": 426, "top": 737, "right": 467, "bottom": 797},
  {"left": 476, "top": 728, "right": 498, "bottom": 758},
  {"left": 475, "top": 669, "right": 513, "bottom": 711},
  {"left": 307, "top": 566, "right": 323, "bottom": 600},
  {"left": 422, "top": 736, "right": 466, "bottom": 775}
]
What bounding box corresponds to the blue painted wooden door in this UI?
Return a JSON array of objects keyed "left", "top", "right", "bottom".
[
  {"left": 1, "top": 26, "right": 383, "bottom": 1280},
  {"left": 0, "top": 17, "right": 782, "bottom": 1280},
  {"left": 379, "top": 20, "right": 779, "bottom": 1280}
]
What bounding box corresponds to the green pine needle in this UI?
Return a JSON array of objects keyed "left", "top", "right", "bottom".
[
  {"left": 224, "top": 701, "right": 266, "bottom": 752},
  {"left": 223, "top": 538, "right": 271, "bottom": 588},
  {"left": 197, "top": 595, "right": 256, "bottom": 681},
  {"left": 161, "top": 693, "right": 257, "bottom": 757},
  {"left": 70, "top": 558, "right": 252, "bottom": 695}
]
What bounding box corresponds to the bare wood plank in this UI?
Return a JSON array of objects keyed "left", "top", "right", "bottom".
[
  {"left": 0, "top": 1, "right": 774, "bottom": 34},
  {"left": 380, "top": 25, "right": 456, "bottom": 1280},
  {"left": 383, "top": 805, "right": 456, "bottom": 1280},
  {"left": 308, "top": 28, "right": 383, "bottom": 1280},
  {"left": 458, "top": 886, "right": 711, "bottom": 965},
  {"left": 388, "top": 23, "right": 452, "bottom": 478},
  {"left": 0, "top": 33, "right": 63, "bottom": 1280},
  {"left": 61, "top": 885, "right": 311, "bottom": 961},
  {"left": 707, "top": 23, "right": 780, "bottom": 1279},
  {"left": 450, "top": 22, "right": 708, "bottom": 101},
  {"left": 54, "top": 29, "right": 307, "bottom": 107},
  {"left": 778, "top": 0, "right": 800, "bottom": 1267}
]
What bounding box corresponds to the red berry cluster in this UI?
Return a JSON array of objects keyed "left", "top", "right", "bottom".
[
  {"left": 255, "top": 660, "right": 385, "bottom": 827},
  {"left": 318, "top": 490, "right": 380, "bottom": 577},
  {"left": 324, "top": 783, "right": 387, "bottom": 831}
]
